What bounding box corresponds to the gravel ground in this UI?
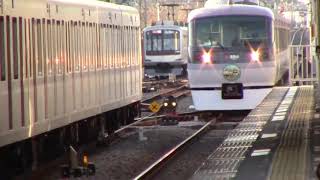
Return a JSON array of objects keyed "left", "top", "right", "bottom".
[{"left": 41, "top": 122, "right": 205, "bottom": 180}]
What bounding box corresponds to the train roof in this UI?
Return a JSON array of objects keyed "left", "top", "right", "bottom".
[
  {"left": 48, "top": 0, "right": 138, "bottom": 13},
  {"left": 143, "top": 24, "right": 187, "bottom": 32},
  {"left": 188, "top": 5, "right": 274, "bottom": 22}
]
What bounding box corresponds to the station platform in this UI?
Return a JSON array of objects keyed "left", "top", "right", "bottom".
[{"left": 191, "top": 86, "right": 319, "bottom": 180}]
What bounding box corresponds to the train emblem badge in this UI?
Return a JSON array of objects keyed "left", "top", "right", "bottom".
[{"left": 223, "top": 64, "right": 241, "bottom": 81}]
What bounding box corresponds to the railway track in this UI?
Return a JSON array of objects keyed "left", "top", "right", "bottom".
[
  {"left": 133, "top": 114, "right": 224, "bottom": 180},
  {"left": 19, "top": 77, "right": 191, "bottom": 180}
]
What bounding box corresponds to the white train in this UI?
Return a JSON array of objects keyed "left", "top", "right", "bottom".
[
  {"left": 188, "top": 1, "right": 290, "bottom": 110},
  {"left": 143, "top": 21, "right": 188, "bottom": 77},
  {"left": 0, "top": 0, "right": 142, "bottom": 177}
]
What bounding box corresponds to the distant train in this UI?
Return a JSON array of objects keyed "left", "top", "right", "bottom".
[
  {"left": 188, "top": 0, "right": 290, "bottom": 110},
  {"left": 143, "top": 21, "right": 188, "bottom": 77},
  {"left": 0, "top": 0, "right": 142, "bottom": 177}
]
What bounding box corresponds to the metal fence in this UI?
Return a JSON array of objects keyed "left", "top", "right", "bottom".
[{"left": 289, "top": 45, "right": 319, "bottom": 85}]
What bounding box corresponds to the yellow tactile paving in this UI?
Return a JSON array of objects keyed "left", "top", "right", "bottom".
[{"left": 269, "top": 86, "right": 313, "bottom": 180}]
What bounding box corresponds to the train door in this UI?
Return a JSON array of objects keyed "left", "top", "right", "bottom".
[
  {"left": 26, "top": 18, "right": 36, "bottom": 134},
  {"left": 110, "top": 25, "right": 116, "bottom": 103},
  {"left": 89, "top": 22, "right": 96, "bottom": 108},
  {"left": 55, "top": 20, "right": 65, "bottom": 119},
  {"left": 115, "top": 25, "right": 120, "bottom": 102},
  {"left": 95, "top": 23, "right": 101, "bottom": 108},
  {"left": 0, "top": 16, "right": 10, "bottom": 141},
  {"left": 121, "top": 25, "right": 125, "bottom": 101},
  {"left": 105, "top": 24, "right": 112, "bottom": 105},
  {"left": 100, "top": 24, "right": 106, "bottom": 105},
  {"left": 73, "top": 21, "right": 82, "bottom": 116},
  {"left": 82, "top": 22, "right": 89, "bottom": 110},
  {"left": 8, "top": 16, "right": 23, "bottom": 134},
  {"left": 128, "top": 26, "right": 133, "bottom": 98},
  {"left": 125, "top": 26, "right": 130, "bottom": 98},
  {"left": 34, "top": 19, "right": 45, "bottom": 128},
  {"left": 64, "top": 21, "right": 73, "bottom": 122},
  {"left": 46, "top": 19, "right": 55, "bottom": 122},
  {"left": 136, "top": 27, "right": 142, "bottom": 96}
]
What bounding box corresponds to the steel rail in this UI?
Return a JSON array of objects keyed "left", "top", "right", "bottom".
[{"left": 133, "top": 118, "right": 217, "bottom": 180}]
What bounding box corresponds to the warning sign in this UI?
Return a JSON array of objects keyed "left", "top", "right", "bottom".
[{"left": 149, "top": 101, "right": 161, "bottom": 113}]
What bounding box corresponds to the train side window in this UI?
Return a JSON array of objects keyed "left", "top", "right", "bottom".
[
  {"left": 12, "top": 17, "right": 19, "bottom": 79},
  {"left": 76, "top": 21, "right": 80, "bottom": 71},
  {"left": 68, "top": 21, "right": 72, "bottom": 73},
  {"left": 117, "top": 25, "right": 120, "bottom": 68},
  {"left": 134, "top": 27, "right": 138, "bottom": 65},
  {"left": 91, "top": 23, "right": 94, "bottom": 69},
  {"left": 131, "top": 27, "right": 134, "bottom": 66},
  {"left": 42, "top": 19, "right": 46, "bottom": 75},
  {"left": 128, "top": 27, "right": 131, "bottom": 66},
  {"left": 88, "top": 22, "right": 92, "bottom": 69},
  {"left": 94, "top": 23, "right": 98, "bottom": 69},
  {"left": 31, "top": 18, "right": 37, "bottom": 77},
  {"left": 138, "top": 27, "right": 141, "bottom": 65},
  {"left": 114, "top": 25, "right": 117, "bottom": 68},
  {"left": 117, "top": 25, "right": 121, "bottom": 68},
  {"left": 5, "top": 16, "right": 12, "bottom": 80},
  {"left": 25, "top": 19, "right": 29, "bottom": 78},
  {"left": 93, "top": 23, "right": 97, "bottom": 69},
  {"left": 47, "top": 20, "right": 52, "bottom": 74},
  {"left": 109, "top": 25, "right": 113, "bottom": 68},
  {"left": 82, "top": 22, "right": 86, "bottom": 70},
  {"left": 101, "top": 24, "right": 106, "bottom": 69},
  {"left": 126, "top": 26, "right": 129, "bottom": 66},
  {"left": 125, "top": 26, "right": 128, "bottom": 66},
  {"left": 37, "top": 19, "right": 42, "bottom": 76},
  {"left": 111, "top": 25, "right": 115, "bottom": 68},
  {"left": 19, "top": 17, "right": 23, "bottom": 80},
  {"left": 96, "top": 23, "right": 101, "bottom": 70},
  {"left": 85, "top": 22, "right": 89, "bottom": 70},
  {"left": 106, "top": 25, "right": 110, "bottom": 68},
  {"left": 0, "top": 16, "right": 5, "bottom": 81},
  {"left": 75, "top": 21, "right": 80, "bottom": 71},
  {"left": 56, "top": 21, "right": 61, "bottom": 74},
  {"left": 52, "top": 20, "right": 56, "bottom": 75},
  {"left": 63, "top": 21, "right": 69, "bottom": 74}
]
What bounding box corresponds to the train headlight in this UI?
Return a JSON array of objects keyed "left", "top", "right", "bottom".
[
  {"left": 164, "top": 102, "right": 168, "bottom": 107},
  {"left": 172, "top": 102, "right": 176, "bottom": 107},
  {"left": 250, "top": 51, "right": 260, "bottom": 62},
  {"left": 201, "top": 52, "right": 211, "bottom": 64}
]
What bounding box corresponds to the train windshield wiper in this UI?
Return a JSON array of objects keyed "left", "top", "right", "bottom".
[{"left": 216, "top": 42, "right": 225, "bottom": 50}]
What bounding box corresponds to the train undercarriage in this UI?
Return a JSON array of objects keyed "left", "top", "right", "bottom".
[{"left": 0, "top": 102, "right": 140, "bottom": 179}]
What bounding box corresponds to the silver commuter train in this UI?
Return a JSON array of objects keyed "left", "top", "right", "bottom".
[
  {"left": 188, "top": 2, "right": 290, "bottom": 110},
  {"left": 0, "top": 0, "right": 141, "bottom": 176},
  {"left": 143, "top": 21, "right": 188, "bottom": 77}
]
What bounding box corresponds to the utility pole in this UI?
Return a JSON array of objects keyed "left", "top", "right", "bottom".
[
  {"left": 161, "top": 3, "right": 180, "bottom": 21},
  {"left": 144, "top": 0, "right": 147, "bottom": 27},
  {"left": 180, "top": 7, "right": 193, "bottom": 24}
]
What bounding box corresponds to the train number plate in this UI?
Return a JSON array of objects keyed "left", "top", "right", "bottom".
[{"left": 222, "top": 83, "right": 243, "bottom": 99}]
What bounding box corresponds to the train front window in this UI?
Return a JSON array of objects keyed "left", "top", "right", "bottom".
[
  {"left": 193, "top": 16, "right": 271, "bottom": 49},
  {"left": 190, "top": 16, "right": 273, "bottom": 64},
  {"left": 145, "top": 30, "right": 180, "bottom": 55}
]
